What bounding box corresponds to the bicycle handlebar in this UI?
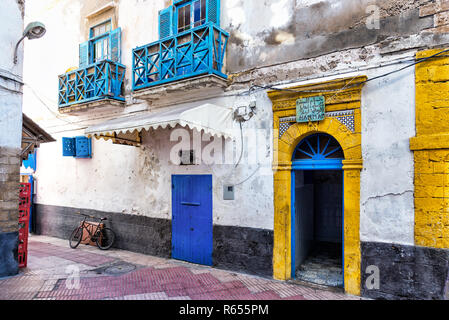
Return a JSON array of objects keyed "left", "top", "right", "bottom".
[{"left": 77, "top": 212, "right": 107, "bottom": 221}]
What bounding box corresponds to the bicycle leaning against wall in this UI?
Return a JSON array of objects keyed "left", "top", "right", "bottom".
[{"left": 69, "top": 213, "right": 116, "bottom": 250}]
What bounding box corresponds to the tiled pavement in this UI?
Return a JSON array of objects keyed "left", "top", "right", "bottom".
[{"left": 0, "top": 235, "right": 363, "bottom": 300}]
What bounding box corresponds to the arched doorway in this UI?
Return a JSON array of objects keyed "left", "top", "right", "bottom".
[
  {"left": 269, "top": 76, "right": 366, "bottom": 295},
  {"left": 291, "top": 133, "right": 344, "bottom": 288}
]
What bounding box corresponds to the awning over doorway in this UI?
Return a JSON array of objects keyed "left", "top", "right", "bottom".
[
  {"left": 85, "top": 104, "right": 234, "bottom": 144},
  {"left": 22, "top": 113, "right": 56, "bottom": 160}
]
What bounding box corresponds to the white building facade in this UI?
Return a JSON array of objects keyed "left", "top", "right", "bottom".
[{"left": 23, "top": 0, "right": 449, "bottom": 299}]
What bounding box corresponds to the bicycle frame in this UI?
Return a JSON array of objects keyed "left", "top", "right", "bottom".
[{"left": 78, "top": 215, "right": 104, "bottom": 242}]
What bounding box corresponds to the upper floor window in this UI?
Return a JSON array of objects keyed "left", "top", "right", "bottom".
[
  {"left": 177, "top": 0, "right": 206, "bottom": 33},
  {"left": 90, "top": 21, "right": 112, "bottom": 63},
  {"left": 91, "top": 20, "right": 112, "bottom": 38},
  {"left": 78, "top": 20, "right": 121, "bottom": 68},
  {"left": 159, "top": 0, "right": 220, "bottom": 39}
]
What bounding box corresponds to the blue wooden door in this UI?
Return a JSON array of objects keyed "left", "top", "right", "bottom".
[{"left": 172, "top": 175, "right": 213, "bottom": 266}]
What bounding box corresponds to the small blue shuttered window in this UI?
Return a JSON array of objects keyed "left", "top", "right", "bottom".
[
  {"left": 62, "top": 138, "right": 76, "bottom": 157},
  {"left": 62, "top": 137, "right": 92, "bottom": 159},
  {"left": 78, "top": 22, "right": 122, "bottom": 68},
  {"left": 159, "top": 0, "right": 220, "bottom": 39}
]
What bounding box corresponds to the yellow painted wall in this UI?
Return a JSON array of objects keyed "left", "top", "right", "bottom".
[
  {"left": 411, "top": 49, "right": 449, "bottom": 249},
  {"left": 269, "top": 76, "right": 366, "bottom": 295}
]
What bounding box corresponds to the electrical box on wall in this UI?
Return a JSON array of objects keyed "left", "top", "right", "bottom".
[{"left": 223, "top": 184, "right": 235, "bottom": 200}]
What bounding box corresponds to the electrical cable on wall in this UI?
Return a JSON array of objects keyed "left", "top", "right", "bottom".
[
  {"left": 223, "top": 49, "right": 449, "bottom": 187},
  {"left": 235, "top": 121, "right": 244, "bottom": 169},
  {"left": 0, "top": 83, "right": 23, "bottom": 95},
  {"left": 24, "top": 83, "right": 81, "bottom": 127},
  {"left": 239, "top": 48, "right": 449, "bottom": 97}
]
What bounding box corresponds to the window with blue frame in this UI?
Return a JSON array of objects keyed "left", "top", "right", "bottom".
[
  {"left": 159, "top": 0, "right": 220, "bottom": 39},
  {"left": 62, "top": 137, "right": 92, "bottom": 159},
  {"left": 78, "top": 20, "right": 121, "bottom": 68},
  {"left": 177, "top": 0, "right": 206, "bottom": 33},
  {"left": 91, "top": 21, "right": 112, "bottom": 63}
]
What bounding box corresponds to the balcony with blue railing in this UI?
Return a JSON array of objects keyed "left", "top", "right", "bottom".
[
  {"left": 132, "top": 22, "right": 229, "bottom": 92},
  {"left": 58, "top": 59, "right": 126, "bottom": 112}
]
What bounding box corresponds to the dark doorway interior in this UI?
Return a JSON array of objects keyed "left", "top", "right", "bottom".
[{"left": 294, "top": 170, "right": 343, "bottom": 287}]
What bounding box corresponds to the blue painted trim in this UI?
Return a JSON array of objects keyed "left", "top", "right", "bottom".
[
  {"left": 90, "top": 35, "right": 109, "bottom": 64},
  {"left": 290, "top": 167, "right": 344, "bottom": 282},
  {"left": 292, "top": 159, "right": 343, "bottom": 171},
  {"left": 173, "top": 0, "right": 220, "bottom": 32},
  {"left": 89, "top": 19, "right": 112, "bottom": 39},
  {"left": 291, "top": 170, "right": 296, "bottom": 279}
]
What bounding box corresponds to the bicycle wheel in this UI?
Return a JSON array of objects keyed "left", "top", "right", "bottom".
[
  {"left": 96, "top": 227, "right": 115, "bottom": 250},
  {"left": 69, "top": 227, "right": 83, "bottom": 249}
]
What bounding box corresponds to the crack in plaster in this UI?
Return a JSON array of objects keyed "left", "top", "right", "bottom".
[{"left": 362, "top": 190, "right": 414, "bottom": 207}]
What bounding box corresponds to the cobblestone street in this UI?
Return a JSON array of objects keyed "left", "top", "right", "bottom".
[{"left": 0, "top": 235, "right": 362, "bottom": 300}]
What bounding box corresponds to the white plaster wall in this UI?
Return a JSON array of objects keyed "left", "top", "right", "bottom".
[
  {"left": 34, "top": 92, "right": 275, "bottom": 230},
  {"left": 117, "top": 0, "right": 164, "bottom": 93},
  {"left": 23, "top": 0, "right": 82, "bottom": 126},
  {"left": 360, "top": 64, "right": 416, "bottom": 246},
  {"left": 23, "top": 0, "right": 418, "bottom": 239},
  {"left": 22, "top": 0, "right": 165, "bottom": 125},
  {"left": 0, "top": 0, "right": 24, "bottom": 149},
  {"left": 23, "top": 0, "right": 275, "bottom": 231},
  {"left": 265, "top": 62, "right": 416, "bottom": 245}
]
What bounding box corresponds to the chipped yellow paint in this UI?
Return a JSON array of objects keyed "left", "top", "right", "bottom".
[
  {"left": 269, "top": 76, "right": 366, "bottom": 296},
  {"left": 412, "top": 49, "right": 449, "bottom": 249}
]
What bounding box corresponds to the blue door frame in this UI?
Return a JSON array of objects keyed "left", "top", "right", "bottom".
[
  {"left": 172, "top": 175, "right": 213, "bottom": 266},
  {"left": 290, "top": 161, "right": 344, "bottom": 284}
]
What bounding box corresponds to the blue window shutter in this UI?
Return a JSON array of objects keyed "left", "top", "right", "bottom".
[
  {"left": 79, "top": 41, "right": 89, "bottom": 68},
  {"left": 62, "top": 138, "right": 76, "bottom": 157},
  {"left": 109, "top": 28, "right": 121, "bottom": 63},
  {"left": 159, "top": 6, "right": 173, "bottom": 39},
  {"left": 207, "top": 0, "right": 220, "bottom": 25},
  {"left": 75, "top": 137, "right": 92, "bottom": 158}
]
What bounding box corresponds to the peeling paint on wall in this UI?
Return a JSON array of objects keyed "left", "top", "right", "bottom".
[{"left": 16, "top": 0, "right": 25, "bottom": 18}]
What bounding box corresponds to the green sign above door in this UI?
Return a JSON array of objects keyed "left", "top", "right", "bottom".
[{"left": 296, "top": 96, "right": 325, "bottom": 123}]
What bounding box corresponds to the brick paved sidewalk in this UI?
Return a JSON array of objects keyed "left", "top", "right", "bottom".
[{"left": 0, "top": 235, "right": 363, "bottom": 300}]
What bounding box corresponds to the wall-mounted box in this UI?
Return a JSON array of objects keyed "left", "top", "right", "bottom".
[{"left": 223, "top": 184, "right": 234, "bottom": 200}]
